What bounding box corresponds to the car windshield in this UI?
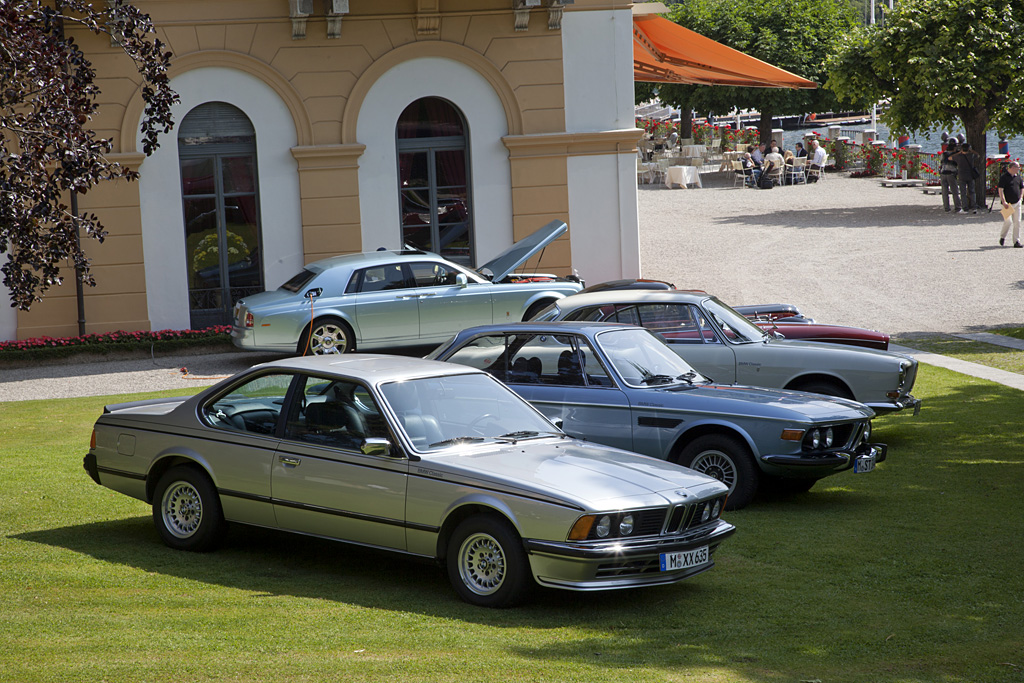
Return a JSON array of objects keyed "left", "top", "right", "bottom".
[
  {"left": 379, "top": 373, "right": 560, "bottom": 452},
  {"left": 703, "top": 297, "right": 768, "bottom": 344},
  {"left": 530, "top": 303, "right": 561, "bottom": 321},
  {"left": 595, "top": 328, "right": 709, "bottom": 387}
]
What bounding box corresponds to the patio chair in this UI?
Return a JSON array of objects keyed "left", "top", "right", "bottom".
[
  {"left": 786, "top": 157, "right": 807, "bottom": 184},
  {"left": 731, "top": 160, "right": 754, "bottom": 188},
  {"left": 705, "top": 138, "right": 722, "bottom": 162},
  {"left": 806, "top": 155, "right": 828, "bottom": 183},
  {"left": 636, "top": 158, "right": 654, "bottom": 184}
]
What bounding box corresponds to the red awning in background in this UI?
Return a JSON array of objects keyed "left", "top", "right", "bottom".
[{"left": 634, "top": 15, "right": 817, "bottom": 90}]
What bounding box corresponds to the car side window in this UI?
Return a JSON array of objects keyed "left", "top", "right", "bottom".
[
  {"left": 694, "top": 307, "right": 722, "bottom": 344},
  {"left": 410, "top": 261, "right": 458, "bottom": 287},
  {"left": 635, "top": 303, "right": 714, "bottom": 345},
  {"left": 445, "top": 335, "right": 508, "bottom": 379},
  {"left": 203, "top": 373, "right": 294, "bottom": 435},
  {"left": 356, "top": 264, "right": 409, "bottom": 292},
  {"left": 284, "top": 376, "right": 389, "bottom": 451},
  {"left": 507, "top": 334, "right": 613, "bottom": 387}
]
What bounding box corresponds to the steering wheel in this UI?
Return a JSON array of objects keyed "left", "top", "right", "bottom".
[{"left": 468, "top": 413, "right": 499, "bottom": 432}]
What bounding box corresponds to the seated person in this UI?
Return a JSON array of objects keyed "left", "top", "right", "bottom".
[
  {"left": 751, "top": 143, "right": 765, "bottom": 166},
  {"left": 794, "top": 141, "right": 808, "bottom": 158}
]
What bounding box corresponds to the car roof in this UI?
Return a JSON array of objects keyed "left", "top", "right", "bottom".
[
  {"left": 253, "top": 353, "right": 481, "bottom": 383},
  {"left": 450, "top": 321, "right": 641, "bottom": 338},
  {"left": 555, "top": 289, "right": 710, "bottom": 310},
  {"left": 306, "top": 249, "right": 433, "bottom": 273}
]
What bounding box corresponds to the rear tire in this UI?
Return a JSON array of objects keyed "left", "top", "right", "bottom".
[
  {"left": 299, "top": 316, "right": 354, "bottom": 355},
  {"left": 678, "top": 434, "right": 759, "bottom": 510},
  {"left": 152, "top": 465, "right": 226, "bottom": 552},
  {"left": 447, "top": 516, "right": 532, "bottom": 608}
]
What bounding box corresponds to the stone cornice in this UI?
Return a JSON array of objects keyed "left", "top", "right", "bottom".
[{"left": 502, "top": 129, "right": 644, "bottom": 158}]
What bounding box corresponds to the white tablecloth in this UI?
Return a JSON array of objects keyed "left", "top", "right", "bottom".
[
  {"left": 664, "top": 165, "right": 703, "bottom": 189},
  {"left": 679, "top": 145, "right": 706, "bottom": 158}
]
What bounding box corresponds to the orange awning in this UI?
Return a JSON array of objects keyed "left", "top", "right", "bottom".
[{"left": 634, "top": 15, "right": 817, "bottom": 90}]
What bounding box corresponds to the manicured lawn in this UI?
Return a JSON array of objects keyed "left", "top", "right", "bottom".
[
  {"left": 2, "top": 366, "right": 1022, "bottom": 682},
  {"left": 895, "top": 333, "right": 1024, "bottom": 375}
]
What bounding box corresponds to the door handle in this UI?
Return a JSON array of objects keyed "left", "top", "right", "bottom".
[
  {"left": 396, "top": 294, "right": 420, "bottom": 300},
  {"left": 278, "top": 456, "right": 301, "bottom": 467},
  {"left": 418, "top": 292, "right": 437, "bottom": 297}
]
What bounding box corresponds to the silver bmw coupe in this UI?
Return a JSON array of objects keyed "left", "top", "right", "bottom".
[{"left": 84, "top": 354, "right": 733, "bottom": 607}]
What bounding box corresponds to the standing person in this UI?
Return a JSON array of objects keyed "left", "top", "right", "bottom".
[
  {"left": 954, "top": 142, "right": 980, "bottom": 213},
  {"left": 997, "top": 161, "right": 1024, "bottom": 247},
  {"left": 939, "top": 140, "right": 961, "bottom": 213}
]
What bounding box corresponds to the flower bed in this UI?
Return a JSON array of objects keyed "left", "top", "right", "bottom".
[{"left": 0, "top": 326, "right": 233, "bottom": 362}]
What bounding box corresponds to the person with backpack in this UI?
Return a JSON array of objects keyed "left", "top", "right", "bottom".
[{"left": 939, "top": 140, "right": 961, "bottom": 213}]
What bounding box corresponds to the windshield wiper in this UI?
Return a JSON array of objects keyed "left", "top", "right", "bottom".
[
  {"left": 428, "top": 436, "right": 485, "bottom": 448},
  {"left": 640, "top": 374, "right": 676, "bottom": 385},
  {"left": 495, "top": 430, "right": 564, "bottom": 444}
]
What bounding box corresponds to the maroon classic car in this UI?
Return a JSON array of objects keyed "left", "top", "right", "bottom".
[{"left": 575, "top": 282, "right": 889, "bottom": 351}]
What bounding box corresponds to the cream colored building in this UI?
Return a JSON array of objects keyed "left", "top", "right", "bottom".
[{"left": 1, "top": 0, "right": 643, "bottom": 341}]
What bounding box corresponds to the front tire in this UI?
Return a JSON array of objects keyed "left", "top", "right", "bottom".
[
  {"left": 299, "top": 316, "right": 354, "bottom": 355},
  {"left": 789, "top": 379, "right": 854, "bottom": 400},
  {"left": 447, "top": 516, "right": 532, "bottom": 608},
  {"left": 678, "top": 434, "right": 759, "bottom": 510},
  {"left": 152, "top": 465, "right": 226, "bottom": 552}
]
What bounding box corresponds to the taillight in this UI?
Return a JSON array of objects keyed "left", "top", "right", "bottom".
[{"left": 245, "top": 312, "right": 254, "bottom": 328}]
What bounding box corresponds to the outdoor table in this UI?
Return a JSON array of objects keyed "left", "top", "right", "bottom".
[
  {"left": 679, "top": 144, "right": 706, "bottom": 158},
  {"left": 664, "top": 165, "right": 703, "bottom": 189}
]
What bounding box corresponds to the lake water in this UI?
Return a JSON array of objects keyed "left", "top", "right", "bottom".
[{"left": 774, "top": 122, "right": 1022, "bottom": 160}]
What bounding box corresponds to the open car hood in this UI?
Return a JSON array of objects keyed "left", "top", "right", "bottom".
[{"left": 476, "top": 220, "right": 567, "bottom": 282}]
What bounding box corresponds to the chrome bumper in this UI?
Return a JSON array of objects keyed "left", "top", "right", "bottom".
[
  {"left": 523, "top": 519, "right": 735, "bottom": 591},
  {"left": 760, "top": 443, "right": 887, "bottom": 473},
  {"left": 866, "top": 394, "right": 921, "bottom": 415}
]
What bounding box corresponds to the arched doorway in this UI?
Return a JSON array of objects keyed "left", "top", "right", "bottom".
[
  {"left": 178, "top": 102, "right": 263, "bottom": 328},
  {"left": 396, "top": 97, "right": 473, "bottom": 266}
]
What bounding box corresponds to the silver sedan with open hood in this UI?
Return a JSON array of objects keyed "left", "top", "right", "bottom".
[
  {"left": 84, "top": 355, "right": 733, "bottom": 607},
  {"left": 231, "top": 221, "right": 582, "bottom": 355}
]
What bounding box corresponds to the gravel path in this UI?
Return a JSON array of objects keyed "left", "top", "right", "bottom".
[
  {"left": 2, "top": 170, "right": 1022, "bottom": 402},
  {"left": 638, "top": 171, "right": 1023, "bottom": 335}
]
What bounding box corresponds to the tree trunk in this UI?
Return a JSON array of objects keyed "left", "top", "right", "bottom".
[
  {"left": 758, "top": 110, "right": 773, "bottom": 146},
  {"left": 962, "top": 111, "right": 988, "bottom": 210},
  {"left": 680, "top": 108, "right": 694, "bottom": 147}
]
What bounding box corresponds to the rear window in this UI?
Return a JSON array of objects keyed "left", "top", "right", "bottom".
[{"left": 280, "top": 268, "right": 317, "bottom": 293}]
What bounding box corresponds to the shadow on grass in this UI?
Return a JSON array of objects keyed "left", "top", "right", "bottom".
[{"left": 11, "top": 368, "right": 1024, "bottom": 681}]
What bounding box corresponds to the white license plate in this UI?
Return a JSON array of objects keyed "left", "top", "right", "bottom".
[
  {"left": 659, "top": 546, "right": 709, "bottom": 572},
  {"left": 854, "top": 452, "right": 876, "bottom": 473}
]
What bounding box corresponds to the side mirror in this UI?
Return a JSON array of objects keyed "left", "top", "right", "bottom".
[
  {"left": 455, "top": 273, "right": 468, "bottom": 287},
  {"left": 361, "top": 437, "right": 393, "bottom": 457},
  {"left": 551, "top": 417, "right": 564, "bottom": 430}
]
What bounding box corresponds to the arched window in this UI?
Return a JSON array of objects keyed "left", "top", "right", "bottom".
[
  {"left": 396, "top": 97, "right": 473, "bottom": 266},
  {"left": 178, "top": 102, "right": 263, "bottom": 328}
]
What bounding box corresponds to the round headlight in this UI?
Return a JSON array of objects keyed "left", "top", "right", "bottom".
[
  {"left": 824, "top": 427, "right": 834, "bottom": 448},
  {"left": 619, "top": 514, "right": 635, "bottom": 536},
  {"left": 809, "top": 429, "right": 821, "bottom": 449},
  {"left": 701, "top": 505, "right": 711, "bottom": 523},
  {"left": 595, "top": 515, "right": 612, "bottom": 538},
  {"left": 863, "top": 421, "right": 872, "bottom": 444},
  {"left": 711, "top": 500, "right": 721, "bottom": 519}
]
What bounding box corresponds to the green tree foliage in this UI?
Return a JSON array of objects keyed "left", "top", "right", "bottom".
[
  {"left": 0, "top": 1, "right": 176, "bottom": 311},
  {"left": 826, "top": 0, "right": 1024, "bottom": 197},
  {"left": 636, "top": 0, "right": 858, "bottom": 144}
]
